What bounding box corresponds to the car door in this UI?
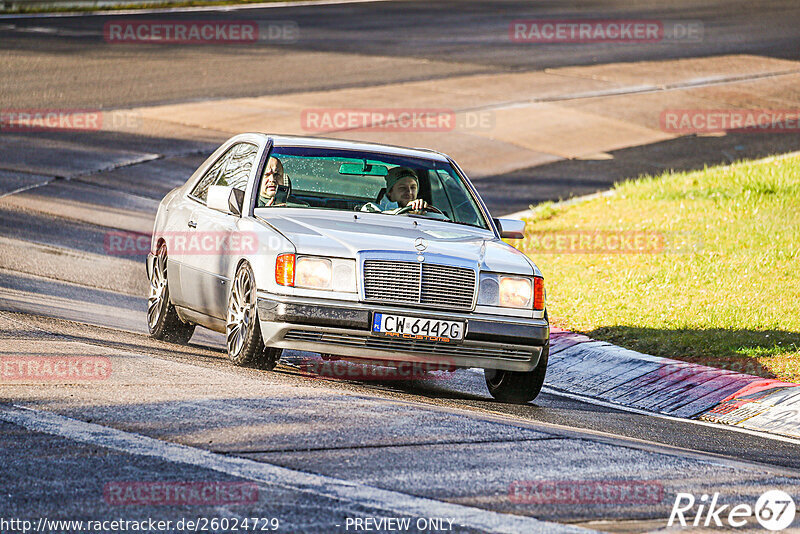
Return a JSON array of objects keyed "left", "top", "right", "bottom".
[
  {"left": 165, "top": 144, "right": 233, "bottom": 309},
  {"left": 181, "top": 141, "right": 260, "bottom": 318}
]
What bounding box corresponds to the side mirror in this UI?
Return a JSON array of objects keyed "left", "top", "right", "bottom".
[
  {"left": 207, "top": 185, "right": 244, "bottom": 216},
  {"left": 494, "top": 218, "right": 526, "bottom": 239}
]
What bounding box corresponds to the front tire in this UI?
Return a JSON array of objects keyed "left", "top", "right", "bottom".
[
  {"left": 226, "top": 262, "right": 281, "bottom": 370},
  {"left": 484, "top": 342, "right": 549, "bottom": 403},
  {"left": 148, "top": 244, "right": 196, "bottom": 344}
]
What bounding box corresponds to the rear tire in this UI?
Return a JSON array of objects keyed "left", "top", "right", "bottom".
[
  {"left": 484, "top": 342, "right": 549, "bottom": 403},
  {"left": 147, "top": 243, "right": 196, "bottom": 344},
  {"left": 226, "top": 262, "right": 282, "bottom": 370}
]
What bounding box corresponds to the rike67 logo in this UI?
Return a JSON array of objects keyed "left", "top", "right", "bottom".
[{"left": 669, "top": 490, "right": 796, "bottom": 531}]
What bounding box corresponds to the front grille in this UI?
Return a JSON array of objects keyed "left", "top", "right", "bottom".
[
  {"left": 363, "top": 260, "right": 476, "bottom": 310},
  {"left": 362, "top": 260, "right": 421, "bottom": 304},
  {"left": 283, "top": 330, "right": 534, "bottom": 361}
]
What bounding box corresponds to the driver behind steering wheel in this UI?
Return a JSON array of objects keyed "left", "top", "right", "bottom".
[{"left": 379, "top": 167, "right": 428, "bottom": 212}]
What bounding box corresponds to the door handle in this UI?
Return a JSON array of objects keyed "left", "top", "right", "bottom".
[{"left": 187, "top": 220, "right": 197, "bottom": 228}]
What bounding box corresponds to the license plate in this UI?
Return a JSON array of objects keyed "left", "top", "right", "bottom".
[{"left": 371, "top": 313, "right": 465, "bottom": 343}]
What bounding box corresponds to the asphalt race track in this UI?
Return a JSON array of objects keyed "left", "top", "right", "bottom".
[{"left": 1, "top": 1, "right": 800, "bottom": 532}]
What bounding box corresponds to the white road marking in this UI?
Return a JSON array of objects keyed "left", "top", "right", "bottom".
[
  {"left": 461, "top": 367, "right": 800, "bottom": 445},
  {"left": 0, "top": 0, "right": 390, "bottom": 19},
  {"left": 3, "top": 306, "right": 797, "bottom": 479},
  {"left": 0, "top": 178, "right": 53, "bottom": 199},
  {"left": 0, "top": 404, "right": 594, "bottom": 534},
  {"left": 540, "top": 385, "right": 800, "bottom": 447},
  {"left": 0, "top": 24, "right": 97, "bottom": 35}
]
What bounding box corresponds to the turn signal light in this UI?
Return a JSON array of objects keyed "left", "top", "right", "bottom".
[
  {"left": 276, "top": 253, "right": 295, "bottom": 286},
  {"left": 533, "top": 276, "right": 545, "bottom": 311}
]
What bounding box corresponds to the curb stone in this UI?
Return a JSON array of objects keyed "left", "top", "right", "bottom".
[{"left": 546, "top": 328, "right": 800, "bottom": 440}]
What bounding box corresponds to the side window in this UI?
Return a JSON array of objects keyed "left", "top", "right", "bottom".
[
  {"left": 435, "top": 169, "right": 484, "bottom": 226},
  {"left": 216, "top": 143, "right": 259, "bottom": 190},
  {"left": 190, "top": 146, "right": 235, "bottom": 203},
  {"left": 428, "top": 170, "right": 453, "bottom": 217}
]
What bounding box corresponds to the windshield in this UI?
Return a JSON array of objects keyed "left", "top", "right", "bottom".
[{"left": 255, "top": 146, "right": 490, "bottom": 229}]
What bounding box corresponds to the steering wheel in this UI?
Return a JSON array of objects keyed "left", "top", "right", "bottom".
[
  {"left": 360, "top": 202, "right": 382, "bottom": 213},
  {"left": 394, "top": 204, "right": 448, "bottom": 217}
]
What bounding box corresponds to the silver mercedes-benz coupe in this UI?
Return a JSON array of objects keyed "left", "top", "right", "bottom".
[{"left": 147, "top": 134, "right": 549, "bottom": 402}]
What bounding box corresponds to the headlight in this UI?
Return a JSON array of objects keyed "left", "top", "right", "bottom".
[
  {"left": 478, "top": 273, "right": 535, "bottom": 309},
  {"left": 276, "top": 254, "right": 356, "bottom": 293},
  {"left": 331, "top": 259, "right": 357, "bottom": 292},
  {"left": 296, "top": 257, "right": 332, "bottom": 289},
  {"left": 500, "top": 276, "right": 532, "bottom": 308},
  {"left": 478, "top": 275, "right": 499, "bottom": 304}
]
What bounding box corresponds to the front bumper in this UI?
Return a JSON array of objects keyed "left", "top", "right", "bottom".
[{"left": 257, "top": 296, "right": 548, "bottom": 372}]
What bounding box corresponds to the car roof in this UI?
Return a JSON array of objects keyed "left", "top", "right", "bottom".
[{"left": 255, "top": 134, "right": 451, "bottom": 162}]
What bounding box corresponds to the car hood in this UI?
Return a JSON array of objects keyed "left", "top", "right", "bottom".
[{"left": 255, "top": 209, "right": 535, "bottom": 275}]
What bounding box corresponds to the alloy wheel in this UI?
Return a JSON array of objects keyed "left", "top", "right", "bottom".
[
  {"left": 147, "top": 248, "right": 168, "bottom": 330},
  {"left": 227, "top": 265, "right": 255, "bottom": 358}
]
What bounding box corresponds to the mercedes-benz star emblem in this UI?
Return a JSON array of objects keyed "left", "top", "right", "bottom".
[{"left": 414, "top": 237, "right": 428, "bottom": 252}]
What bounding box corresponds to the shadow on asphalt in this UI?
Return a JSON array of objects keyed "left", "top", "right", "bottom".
[
  {"left": 478, "top": 131, "right": 800, "bottom": 214},
  {"left": 2, "top": 128, "right": 212, "bottom": 154},
  {"left": 355, "top": 376, "right": 491, "bottom": 404}
]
